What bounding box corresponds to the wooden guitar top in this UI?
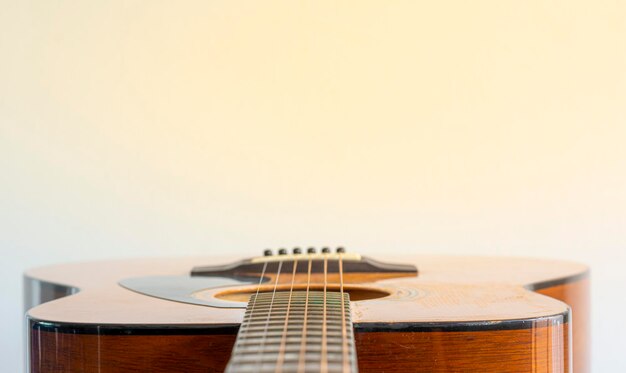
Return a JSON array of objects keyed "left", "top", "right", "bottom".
[{"left": 26, "top": 255, "right": 588, "bottom": 326}]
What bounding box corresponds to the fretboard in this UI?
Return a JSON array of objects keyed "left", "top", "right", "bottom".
[{"left": 225, "top": 290, "right": 358, "bottom": 373}]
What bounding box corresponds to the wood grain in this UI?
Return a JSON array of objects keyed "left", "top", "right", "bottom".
[
  {"left": 30, "top": 320, "right": 570, "bottom": 373},
  {"left": 30, "top": 330, "right": 236, "bottom": 373},
  {"left": 25, "top": 256, "right": 587, "bottom": 325},
  {"left": 26, "top": 256, "right": 589, "bottom": 373},
  {"left": 355, "top": 323, "right": 569, "bottom": 372},
  {"left": 536, "top": 277, "right": 590, "bottom": 373},
  {"left": 28, "top": 277, "right": 586, "bottom": 373}
]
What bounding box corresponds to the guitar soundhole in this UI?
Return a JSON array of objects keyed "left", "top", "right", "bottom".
[{"left": 200, "top": 284, "right": 391, "bottom": 303}]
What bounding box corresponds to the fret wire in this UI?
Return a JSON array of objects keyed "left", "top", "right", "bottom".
[
  {"left": 256, "top": 260, "right": 283, "bottom": 370},
  {"left": 245, "top": 309, "right": 345, "bottom": 316},
  {"left": 339, "top": 254, "right": 350, "bottom": 373},
  {"left": 296, "top": 258, "right": 313, "bottom": 373},
  {"left": 236, "top": 338, "right": 353, "bottom": 348},
  {"left": 236, "top": 261, "right": 268, "bottom": 348},
  {"left": 226, "top": 255, "right": 358, "bottom": 373},
  {"left": 226, "top": 290, "right": 357, "bottom": 373},
  {"left": 246, "top": 310, "right": 344, "bottom": 316},
  {"left": 241, "top": 321, "right": 347, "bottom": 329},
  {"left": 234, "top": 345, "right": 348, "bottom": 354},
  {"left": 231, "top": 353, "right": 348, "bottom": 363},
  {"left": 237, "top": 330, "right": 352, "bottom": 338},
  {"left": 237, "top": 329, "right": 353, "bottom": 338},
  {"left": 236, "top": 336, "right": 353, "bottom": 346},
  {"left": 275, "top": 258, "right": 298, "bottom": 373},
  {"left": 246, "top": 303, "right": 345, "bottom": 311},
  {"left": 245, "top": 319, "right": 349, "bottom": 325},
  {"left": 321, "top": 254, "right": 329, "bottom": 373},
  {"left": 248, "top": 303, "right": 347, "bottom": 309}
]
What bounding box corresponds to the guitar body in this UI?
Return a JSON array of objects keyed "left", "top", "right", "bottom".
[{"left": 25, "top": 255, "right": 589, "bottom": 373}]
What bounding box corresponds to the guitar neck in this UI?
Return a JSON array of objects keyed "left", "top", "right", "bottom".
[{"left": 225, "top": 290, "right": 358, "bottom": 373}]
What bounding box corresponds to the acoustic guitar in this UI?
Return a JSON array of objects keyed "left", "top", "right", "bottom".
[{"left": 25, "top": 248, "right": 589, "bottom": 372}]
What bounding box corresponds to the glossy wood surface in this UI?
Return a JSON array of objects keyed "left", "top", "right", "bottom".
[
  {"left": 355, "top": 322, "right": 569, "bottom": 372},
  {"left": 536, "top": 277, "right": 590, "bottom": 373},
  {"left": 30, "top": 330, "right": 236, "bottom": 372},
  {"left": 26, "top": 256, "right": 590, "bottom": 372},
  {"left": 26, "top": 256, "right": 586, "bottom": 325},
  {"left": 28, "top": 280, "right": 589, "bottom": 372},
  {"left": 30, "top": 314, "right": 570, "bottom": 373}
]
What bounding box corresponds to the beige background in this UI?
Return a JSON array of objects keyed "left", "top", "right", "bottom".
[{"left": 1, "top": 1, "right": 625, "bottom": 371}]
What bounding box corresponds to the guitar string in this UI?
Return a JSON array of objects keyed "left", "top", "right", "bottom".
[
  {"left": 240, "top": 261, "right": 268, "bottom": 341},
  {"left": 296, "top": 257, "right": 313, "bottom": 373},
  {"left": 339, "top": 253, "right": 350, "bottom": 373},
  {"left": 320, "top": 253, "right": 329, "bottom": 373},
  {"left": 257, "top": 260, "right": 283, "bottom": 369},
  {"left": 229, "top": 261, "right": 268, "bottom": 370},
  {"left": 274, "top": 258, "right": 299, "bottom": 373}
]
